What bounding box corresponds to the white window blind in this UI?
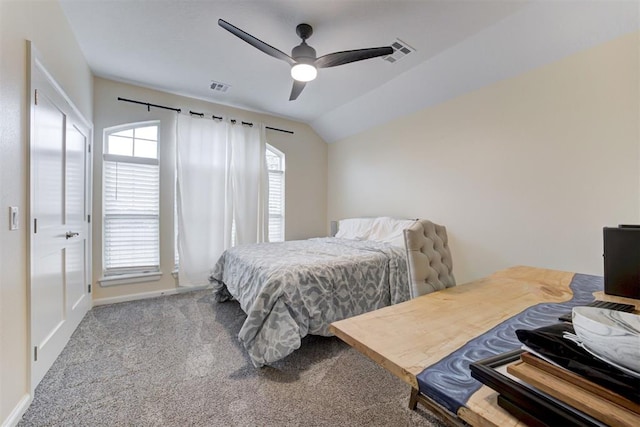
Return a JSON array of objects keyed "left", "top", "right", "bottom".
[
  {"left": 266, "top": 145, "right": 285, "bottom": 242},
  {"left": 103, "top": 123, "right": 160, "bottom": 275}
]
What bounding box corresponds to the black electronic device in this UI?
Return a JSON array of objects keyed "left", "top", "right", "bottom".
[{"left": 603, "top": 225, "right": 640, "bottom": 299}]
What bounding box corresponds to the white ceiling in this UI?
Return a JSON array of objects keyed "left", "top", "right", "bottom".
[{"left": 59, "top": 0, "right": 639, "bottom": 143}]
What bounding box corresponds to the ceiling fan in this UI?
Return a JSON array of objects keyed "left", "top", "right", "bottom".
[{"left": 218, "top": 19, "right": 393, "bottom": 101}]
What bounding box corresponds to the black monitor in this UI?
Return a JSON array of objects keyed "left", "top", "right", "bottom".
[{"left": 603, "top": 225, "right": 640, "bottom": 299}]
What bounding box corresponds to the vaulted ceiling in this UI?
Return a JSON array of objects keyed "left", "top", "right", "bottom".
[{"left": 60, "top": 0, "right": 639, "bottom": 142}]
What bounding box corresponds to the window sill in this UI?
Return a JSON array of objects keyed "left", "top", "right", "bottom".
[{"left": 99, "top": 271, "right": 163, "bottom": 287}]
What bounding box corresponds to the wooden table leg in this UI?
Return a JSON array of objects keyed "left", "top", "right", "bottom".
[
  {"left": 412, "top": 389, "right": 468, "bottom": 427},
  {"left": 409, "top": 387, "right": 419, "bottom": 410}
]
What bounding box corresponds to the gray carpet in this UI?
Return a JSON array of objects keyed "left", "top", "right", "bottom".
[{"left": 19, "top": 290, "right": 446, "bottom": 426}]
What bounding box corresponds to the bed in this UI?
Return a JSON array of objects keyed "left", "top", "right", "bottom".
[{"left": 209, "top": 217, "right": 418, "bottom": 367}]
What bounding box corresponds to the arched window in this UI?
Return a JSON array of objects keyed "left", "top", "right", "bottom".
[{"left": 103, "top": 121, "right": 160, "bottom": 275}]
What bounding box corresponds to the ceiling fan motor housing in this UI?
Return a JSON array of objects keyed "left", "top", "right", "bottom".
[{"left": 292, "top": 42, "right": 316, "bottom": 63}]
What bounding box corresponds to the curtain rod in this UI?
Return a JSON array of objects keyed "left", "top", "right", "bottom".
[
  {"left": 117, "top": 97, "right": 294, "bottom": 135},
  {"left": 117, "top": 97, "right": 182, "bottom": 113}
]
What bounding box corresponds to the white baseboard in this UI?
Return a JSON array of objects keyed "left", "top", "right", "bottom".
[
  {"left": 92, "top": 284, "right": 212, "bottom": 306},
  {"left": 2, "top": 394, "right": 31, "bottom": 427}
]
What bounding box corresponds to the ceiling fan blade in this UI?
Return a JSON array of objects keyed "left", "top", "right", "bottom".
[
  {"left": 315, "top": 46, "right": 393, "bottom": 68},
  {"left": 218, "top": 19, "right": 295, "bottom": 65},
  {"left": 289, "top": 80, "right": 306, "bottom": 101}
]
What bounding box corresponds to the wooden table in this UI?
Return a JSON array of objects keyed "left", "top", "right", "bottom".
[{"left": 329, "top": 266, "right": 640, "bottom": 427}]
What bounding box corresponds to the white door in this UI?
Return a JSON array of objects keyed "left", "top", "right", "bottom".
[{"left": 29, "top": 52, "right": 92, "bottom": 390}]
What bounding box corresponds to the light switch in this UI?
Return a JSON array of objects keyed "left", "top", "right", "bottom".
[{"left": 9, "top": 206, "right": 18, "bottom": 230}]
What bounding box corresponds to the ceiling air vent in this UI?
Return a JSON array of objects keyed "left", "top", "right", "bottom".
[
  {"left": 210, "top": 80, "right": 231, "bottom": 93},
  {"left": 382, "top": 39, "right": 414, "bottom": 63}
]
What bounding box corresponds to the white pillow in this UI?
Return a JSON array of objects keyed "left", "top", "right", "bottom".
[
  {"left": 367, "top": 217, "right": 416, "bottom": 247},
  {"left": 335, "top": 217, "right": 377, "bottom": 240},
  {"left": 335, "top": 217, "right": 416, "bottom": 247}
]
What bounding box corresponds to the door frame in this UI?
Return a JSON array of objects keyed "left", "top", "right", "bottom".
[{"left": 27, "top": 41, "right": 93, "bottom": 394}]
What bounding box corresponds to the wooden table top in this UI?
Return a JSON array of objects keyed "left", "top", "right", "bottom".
[{"left": 329, "top": 265, "right": 640, "bottom": 427}]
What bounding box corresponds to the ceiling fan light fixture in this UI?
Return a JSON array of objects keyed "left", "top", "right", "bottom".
[{"left": 291, "top": 63, "right": 317, "bottom": 82}]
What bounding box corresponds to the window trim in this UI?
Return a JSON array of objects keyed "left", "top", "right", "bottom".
[
  {"left": 103, "top": 153, "right": 158, "bottom": 166},
  {"left": 98, "top": 271, "right": 163, "bottom": 287}
]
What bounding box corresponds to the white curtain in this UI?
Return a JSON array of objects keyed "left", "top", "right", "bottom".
[
  {"left": 176, "top": 115, "right": 267, "bottom": 286},
  {"left": 229, "top": 123, "right": 268, "bottom": 245}
]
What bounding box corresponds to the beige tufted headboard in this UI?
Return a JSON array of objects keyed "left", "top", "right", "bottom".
[{"left": 403, "top": 219, "right": 455, "bottom": 299}]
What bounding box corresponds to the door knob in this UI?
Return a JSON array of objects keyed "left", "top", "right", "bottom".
[{"left": 65, "top": 231, "right": 80, "bottom": 239}]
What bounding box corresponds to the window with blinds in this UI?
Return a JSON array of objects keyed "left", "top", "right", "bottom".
[
  {"left": 103, "top": 123, "right": 160, "bottom": 275},
  {"left": 266, "top": 145, "right": 285, "bottom": 242}
]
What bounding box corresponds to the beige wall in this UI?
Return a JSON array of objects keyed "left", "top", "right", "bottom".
[
  {"left": 328, "top": 32, "right": 640, "bottom": 285},
  {"left": 92, "top": 78, "right": 328, "bottom": 302},
  {"left": 0, "top": 0, "right": 93, "bottom": 423}
]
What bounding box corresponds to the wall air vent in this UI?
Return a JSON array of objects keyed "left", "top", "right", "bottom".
[
  {"left": 382, "top": 39, "right": 415, "bottom": 63},
  {"left": 210, "top": 80, "right": 231, "bottom": 93}
]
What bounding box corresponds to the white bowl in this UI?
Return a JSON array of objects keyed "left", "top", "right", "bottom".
[{"left": 572, "top": 306, "right": 640, "bottom": 374}]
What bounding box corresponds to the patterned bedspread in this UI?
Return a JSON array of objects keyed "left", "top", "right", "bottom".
[{"left": 209, "top": 237, "right": 409, "bottom": 367}]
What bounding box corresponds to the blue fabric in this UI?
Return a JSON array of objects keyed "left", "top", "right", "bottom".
[{"left": 416, "top": 273, "right": 603, "bottom": 413}]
